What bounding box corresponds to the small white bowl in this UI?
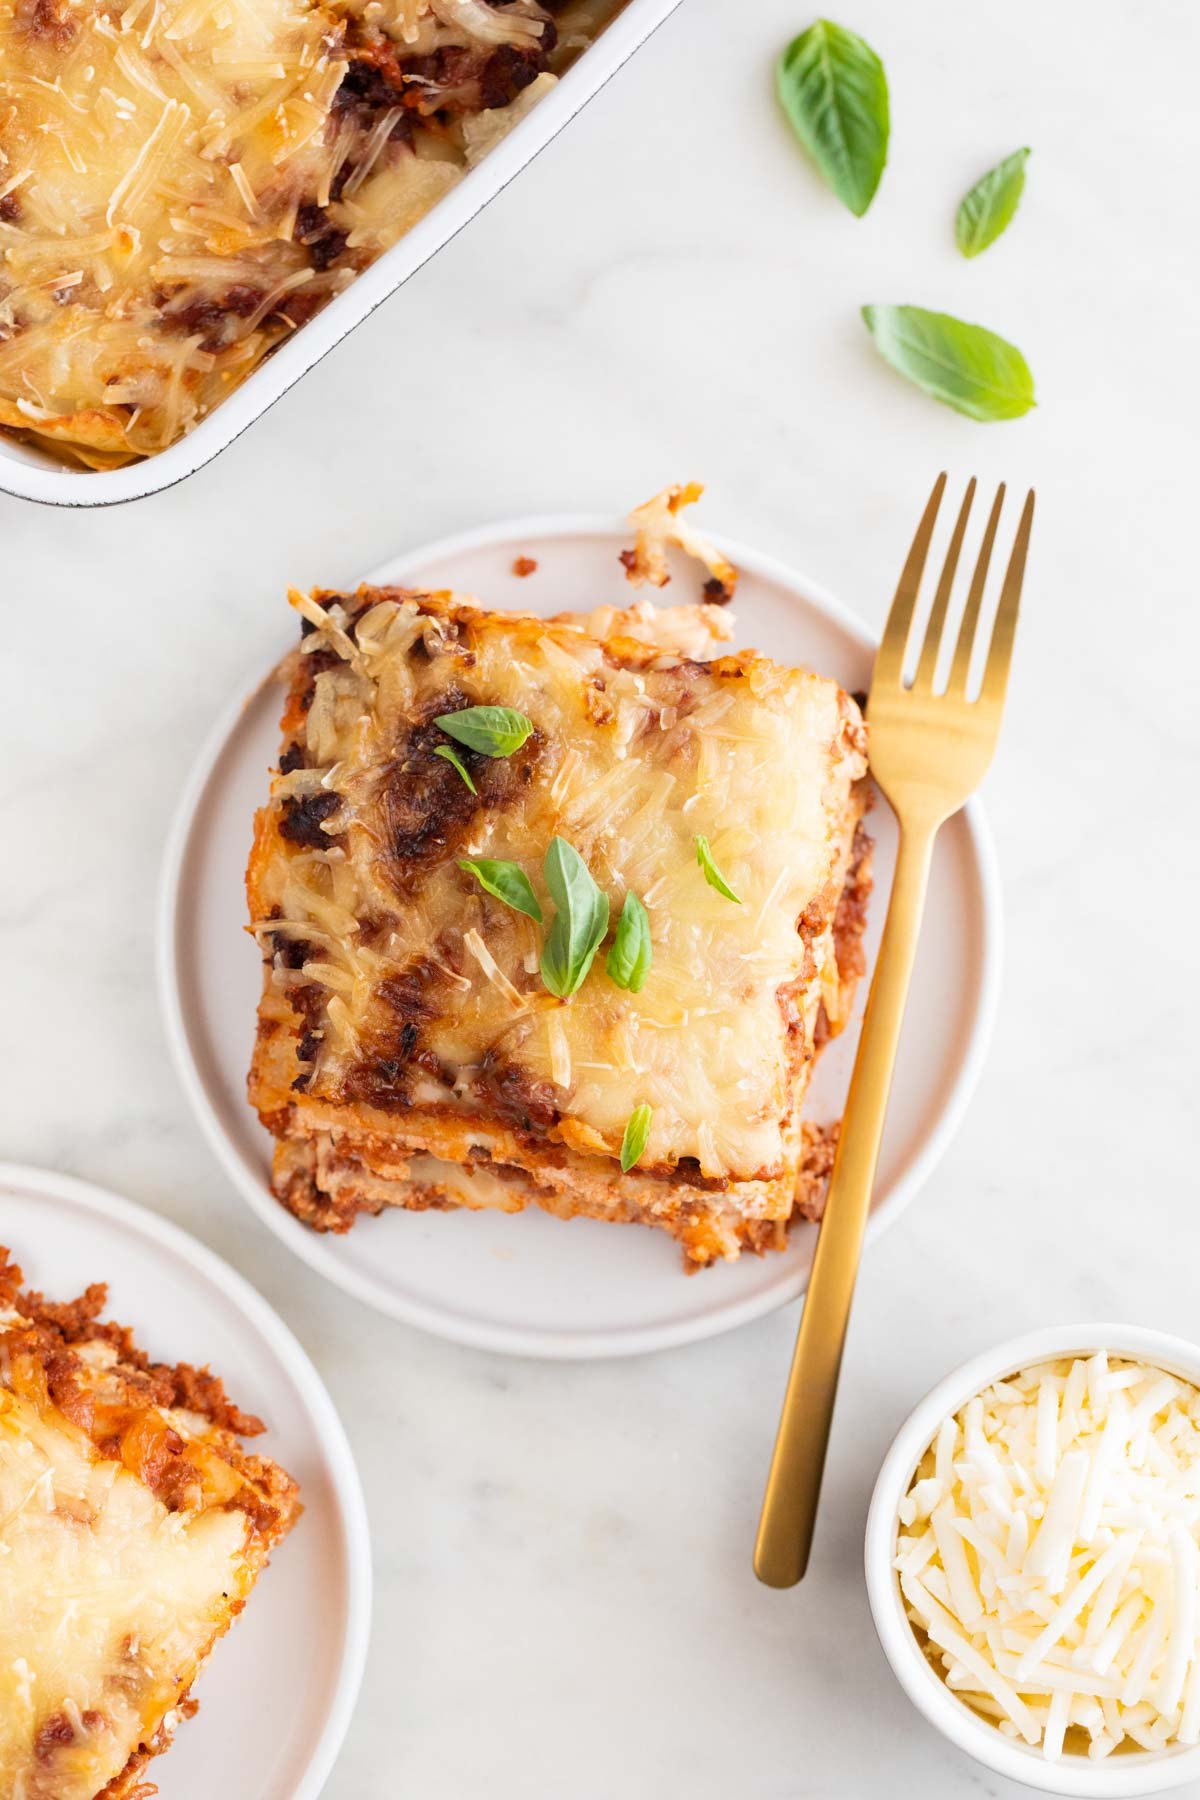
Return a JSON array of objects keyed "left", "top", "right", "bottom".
[{"left": 865, "top": 1324, "right": 1200, "bottom": 1797}]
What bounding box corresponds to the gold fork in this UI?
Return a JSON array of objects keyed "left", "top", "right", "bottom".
[{"left": 753, "top": 472, "right": 1035, "bottom": 1589}]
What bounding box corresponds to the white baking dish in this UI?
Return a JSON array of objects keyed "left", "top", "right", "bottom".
[{"left": 0, "top": 0, "right": 682, "bottom": 508}]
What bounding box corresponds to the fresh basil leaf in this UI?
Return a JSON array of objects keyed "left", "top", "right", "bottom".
[
  {"left": 861, "top": 305, "right": 1036, "bottom": 421},
  {"left": 605, "top": 892, "right": 652, "bottom": 993},
  {"left": 956, "top": 148, "right": 1030, "bottom": 258},
  {"left": 539, "top": 837, "right": 610, "bottom": 999},
  {"left": 434, "top": 744, "right": 476, "bottom": 793},
  {"left": 694, "top": 835, "right": 742, "bottom": 904},
  {"left": 620, "top": 1104, "right": 653, "bottom": 1173},
  {"left": 775, "top": 19, "right": 889, "bottom": 218},
  {"left": 457, "top": 858, "right": 542, "bottom": 922},
  {"left": 435, "top": 705, "right": 533, "bottom": 757}
]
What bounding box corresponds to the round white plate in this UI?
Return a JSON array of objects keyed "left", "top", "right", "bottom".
[
  {"left": 159, "top": 515, "right": 1002, "bottom": 1359},
  {"left": 0, "top": 1163, "right": 371, "bottom": 1799}
]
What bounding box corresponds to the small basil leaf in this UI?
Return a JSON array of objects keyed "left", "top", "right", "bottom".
[
  {"left": 434, "top": 744, "right": 476, "bottom": 793},
  {"left": 435, "top": 705, "right": 533, "bottom": 757},
  {"left": 457, "top": 858, "right": 542, "bottom": 923},
  {"left": 539, "top": 837, "right": 609, "bottom": 999},
  {"left": 956, "top": 148, "right": 1030, "bottom": 259},
  {"left": 605, "top": 892, "right": 652, "bottom": 993},
  {"left": 861, "top": 305, "right": 1036, "bottom": 421},
  {"left": 694, "top": 835, "right": 742, "bottom": 904},
  {"left": 620, "top": 1104, "right": 653, "bottom": 1173},
  {"left": 776, "top": 19, "right": 889, "bottom": 218}
]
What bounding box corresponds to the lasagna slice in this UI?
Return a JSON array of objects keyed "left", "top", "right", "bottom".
[
  {"left": 0, "top": 1250, "right": 300, "bottom": 1800},
  {"left": 248, "top": 573, "right": 871, "bottom": 1269}
]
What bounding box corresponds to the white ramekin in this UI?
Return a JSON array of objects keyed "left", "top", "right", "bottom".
[{"left": 865, "top": 1324, "right": 1200, "bottom": 1797}]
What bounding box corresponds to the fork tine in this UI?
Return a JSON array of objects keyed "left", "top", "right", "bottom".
[
  {"left": 872, "top": 472, "right": 947, "bottom": 689},
  {"left": 947, "top": 483, "right": 1006, "bottom": 694},
  {"left": 978, "top": 489, "right": 1035, "bottom": 709},
  {"left": 912, "top": 478, "right": 975, "bottom": 691}
]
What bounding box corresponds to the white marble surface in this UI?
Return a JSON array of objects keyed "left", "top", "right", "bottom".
[{"left": 5, "top": 0, "right": 1200, "bottom": 1794}]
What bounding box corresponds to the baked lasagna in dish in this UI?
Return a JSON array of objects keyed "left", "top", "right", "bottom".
[
  {"left": 248, "top": 494, "right": 873, "bottom": 1269},
  {"left": 0, "top": 1248, "right": 300, "bottom": 1800},
  {"left": 0, "top": 0, "right": 616, "bottom": 468}
]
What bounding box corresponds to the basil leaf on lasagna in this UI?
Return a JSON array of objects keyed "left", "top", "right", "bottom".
[
  {"left": 458, "top": 858, "right": 543, "bottom": 922},
  {"left": 775, "top": 20, "right": 890, "bottom": 218},
  {"left": 695, "top": 835, "right": 742, "bottom": 903},
  {"left": 540, "top": 837, "right": 610, "bottom": 998},
  {"left": 620, "top": 1104, "right": 653, "bottom": 1173},
  {"left": 606, "top": 891, "right": 652, "bottom": 992},
  {"left": 434, "top": 744, "right": 477, "bottom": 793},
  {"left": 435, "top": 705, "right": 534, "bottom": 757}
]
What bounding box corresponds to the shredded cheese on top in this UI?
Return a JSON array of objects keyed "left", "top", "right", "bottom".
[
  {"left": 0, "top": 1289, "right": 296, "bottom": 1798},
  {"left": 0, "top": 1384, "right": 250, "bottom": 1796},
  {"left": 0, "top": 0, "right": 601, "bottom": 464},
  {"left": 897, "top": 1355, "right": 1200, "bottom": 1763},
  {"left": 0, "top": 0, "right": 348, "bottom": 459}
]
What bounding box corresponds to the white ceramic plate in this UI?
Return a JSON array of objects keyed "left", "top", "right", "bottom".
[
  {"left": 0, "top": 1163, "right": 371, "bottom": 1799},
  {"left": 159, "top": 516, "right": 1002, "bottom": 1359}
]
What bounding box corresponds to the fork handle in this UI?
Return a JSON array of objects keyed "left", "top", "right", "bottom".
[{"left": 754, "top": 818, "right": 938, "bottom": 1588}]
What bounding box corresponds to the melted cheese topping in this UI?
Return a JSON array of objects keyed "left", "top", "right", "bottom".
[
  {"left": 0, "top": 1381, "right": 252, "bottom": 1798},
  {"left": 897, "top": 1354, "right": 1200, "bottom": 1763},
  {"left": 0, "top": 0, "right": 582, "bottom": 463},
  {"left": 249, "top": 589, "right": 866, "bottom": 1186},
  {"left": 0, "top": 0, "right": 348, "bottom": 458}
]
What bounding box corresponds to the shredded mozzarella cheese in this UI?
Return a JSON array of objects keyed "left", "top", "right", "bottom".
[{"left": 896, "top": 1355, "right": 1200, "bottom": 1762}]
